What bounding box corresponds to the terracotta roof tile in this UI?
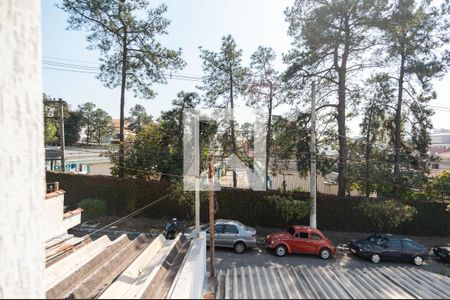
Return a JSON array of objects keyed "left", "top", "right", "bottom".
[
  {"left": 63, "top": 208, "right": 84, "bottom": 219},
  {"left": 45, "top": 190, "right": 66, "bottom": 199}
]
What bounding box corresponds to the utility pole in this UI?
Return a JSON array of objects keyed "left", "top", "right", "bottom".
[
  {"left": 208, "top": 156, "right": 216, "bottom": 281},
  {"left": 195, "top": 116, "right": 200, "bottom": 238},
  {"left": 310, "top": 81, "right": 317, "bottom": 228},
  {"left": 282, "top": 172, "right": 287, "bottom": 193},
  {"left": 59, "top": 98, "right": 66, "bottom": 172}
]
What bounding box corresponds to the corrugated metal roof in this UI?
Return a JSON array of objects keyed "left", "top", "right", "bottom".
[{"left": 216, "top": 265, "right": 450, "bottom": 299}]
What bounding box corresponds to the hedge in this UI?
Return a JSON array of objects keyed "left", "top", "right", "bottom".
[{"left": 46, "top": 171, "right": 450, "bottom": 236}]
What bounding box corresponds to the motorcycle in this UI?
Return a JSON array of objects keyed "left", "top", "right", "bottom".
[{"left": 164, "top": 218, "right": 179, "bottom": 240}]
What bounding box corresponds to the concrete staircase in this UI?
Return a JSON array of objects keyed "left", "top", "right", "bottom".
[
  {"left": 216, "top": 265, "right": 450, "bottom": 299},
  {"left": 44, "top": 233, "right": 191, "bottom": 299}
]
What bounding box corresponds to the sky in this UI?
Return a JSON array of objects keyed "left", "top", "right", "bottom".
[{"left": 42, "top": 0, "right": 450, "bottom": 135}]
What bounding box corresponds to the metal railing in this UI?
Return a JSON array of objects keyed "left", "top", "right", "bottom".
[{"left": 46, "top": 182, "right": 59, "bottom": 193}]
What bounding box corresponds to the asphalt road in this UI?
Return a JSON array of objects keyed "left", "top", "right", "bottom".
[{"left": 208, "top": 244, "right": 450, "bottom": 276}]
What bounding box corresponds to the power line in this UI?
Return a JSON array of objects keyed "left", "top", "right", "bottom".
[
  {"left": 43, "top": 59, "right": 204, "bottom": 82},
  {"left": 83, "top": 190, "right": 177, "bottom": 239}
]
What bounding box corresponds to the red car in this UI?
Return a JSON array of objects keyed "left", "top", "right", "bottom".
[{"left": 266, "top": 225, "right": 335, "bottom": 259}]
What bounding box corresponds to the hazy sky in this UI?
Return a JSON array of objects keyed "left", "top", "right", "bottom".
[{"left": 42, "top": 0, "right": 450, "bottom": 135}]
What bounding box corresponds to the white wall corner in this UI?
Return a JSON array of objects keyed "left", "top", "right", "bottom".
[{"left": 0, "top": 0, "right": 44, "bottom": 298}]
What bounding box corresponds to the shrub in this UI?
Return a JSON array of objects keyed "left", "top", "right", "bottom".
[
  {"left": 264, "top": 195, "right": 309, "bottom": 224},
  {"left": 47, "top": 172, "right": 450, "bottom": 236},
  {"left": 357, "top": 200, "right": 417, "bottom": 232},
  {"left": 169, "top": 181, "right": 207, "bottom": 221},
  {"left": 78, "top": 198, "right": 107, "bottom": 221}
]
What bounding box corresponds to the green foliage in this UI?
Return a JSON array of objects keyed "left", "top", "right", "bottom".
[
  {"left": 109, "top": 123, "right": 170, "bottom": 178},
  {"left": 65, "top": 110, "right": 83, "bottom": 145},
  {"left": 78, "top": 198, "right": 107, "bottom": 220},
  {"left": 59, "top": 0, "right": 185, "bottom": 99},
  {"left": 199, "top": 35, "right": 248, "bottom": 106},
  {"left": 44, "top": 122, "right": 59, "bottom": 145},
  {"left": 78, "top": 102, "right": 96, "bottom": 145},
  {"left": 357, "top": 200, "right": 417, "bottom": 232},
  {"left": 109, "top": 91, "right": 216, "bottom": 180},
  {"left": 127, "top": 104, "right": 153, "bottom": 133},
  {"left": 427, "top": 171, "right": 450, "bottom": 200},
  {"left": 169, "top": 181, "right": 207, "bottom": 221},
  {"left": 264, "top": 195, "right": 309, "bottom": 224},
  {"left": 47, "top": 171, "right": 450, "bottom": 236},
  {"left": 91, "top": 108, "right": 114, "bottom": 145}
]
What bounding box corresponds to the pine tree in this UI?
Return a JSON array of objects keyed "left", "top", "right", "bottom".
[
  {"left": 199, "top": 35, "right": 248, "bottom": 188},
  {"left": 59, "top": 0, "right": 185, "bottom": 176}
]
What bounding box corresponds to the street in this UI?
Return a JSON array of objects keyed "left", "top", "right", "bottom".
[{"left": 208, "top": 244, "right": 450, "bottom": 276}]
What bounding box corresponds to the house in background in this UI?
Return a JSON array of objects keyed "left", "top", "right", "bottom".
[
  {"left": 45, "top": 147, "right": 113, "bottom": 175},
  {"left": 430, "top": 150, "right": 450, "bottom": 177},
  {"left": 215, "top": 158, "right": 340, "bottom": 195},
  {"left": 429, "top": 129, "right": 450, "bottom": 177},
  {"left": 110, "top": 119, "right": 133, "bottom": 144},
  {"left": 431, "top": 129, "right": 450, "bottom": 148}
]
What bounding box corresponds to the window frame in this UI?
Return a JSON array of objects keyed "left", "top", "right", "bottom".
[
  {"left": 224, "top": 224, "right": 239, "bottom": 234},
  {"left": 295, "top": 232, "right": 309, "bottom": 239}
]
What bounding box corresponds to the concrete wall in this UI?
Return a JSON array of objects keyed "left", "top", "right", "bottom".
[
  {"left": 0, "top": 0, "right": 45, "bottom": 298},
  {"left": 89, "top": 162, "right": 113, "bottom": 176},
  {"left": 169, "top": 233, "right": 206, "bottom": 299},
  {"left": 44, "top": 193, "right": 66, "bottom": 241},
  {"left": 220, "top": 170, "right": 339, "bottom": 194}
]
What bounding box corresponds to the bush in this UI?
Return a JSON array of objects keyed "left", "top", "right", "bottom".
[
  {"left": 78, "top": 198, "right": 107, "bottom": 221},
  {"left": 264, "top": 195, "right": 309, "bottom": 224},
  {"left": 357, "top": 200, "right": 417, "bottom": 232},
  {"left": 47, "top": 171, "right": 450, "bottom": 236}
]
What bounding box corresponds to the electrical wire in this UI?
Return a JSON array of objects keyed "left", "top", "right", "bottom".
[{"left": 82, "top": 190, "right": 177, "bottom": 239}]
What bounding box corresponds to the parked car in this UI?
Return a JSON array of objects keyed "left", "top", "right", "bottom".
[
  {"left": 183, "top": 219, "right": 257, "bottom": 254},
  {"left": 266, "top": 225, "right": 335, "bottom": 259},
  {"left": 432, "top": 244, "right": 450, "bottom": 262},
  {"left": 348, "top": 234, "right": 428, "bottom": 266}
]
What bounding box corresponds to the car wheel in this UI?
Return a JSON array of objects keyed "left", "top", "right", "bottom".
[
  {"left": 234, "top": 242, "right": 246, "bottom": 254},
  {"left": 320, "top": 248, "right": 331, "bottom": 260},
  {"left": 413, "top": 255, "right": 424, "bottom": 266},
  {"left": 371, "top": 253, "right": 381, "bottom": 264},
  {"left": 275, "top": 245, "right": 287, "bottom": 257}
]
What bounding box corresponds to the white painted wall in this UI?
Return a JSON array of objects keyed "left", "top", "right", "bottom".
[
  {"left": 169, "top": 233, "right": 207, "bottom": 299},
  {"left": 0, "top": 0, "right": 44, "bottom": 298},
  {"left": 90, "top": 162, "right": 113, "bottom": 175},
  {"left": 44, "top": 194, "right": 65, "bottom": 241}
]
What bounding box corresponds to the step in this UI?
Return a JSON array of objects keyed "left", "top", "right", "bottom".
[
  {"left": 99, "top": 234, "right": 181, "bottom": 299},
  {"left": 98, "top": 234, "right": 166, "bottom": 299},
  {"left": 63, "top": 233, "right": 151, "bottom": 299},
  {"left": 141, "top": 235, "right": 191, "bottom": 299},
  {"left": 46, "top": 234, "right": 130, "bottom": 299},
  {"left": 45, "top": 235, "right": 111, "bottom": 291}
]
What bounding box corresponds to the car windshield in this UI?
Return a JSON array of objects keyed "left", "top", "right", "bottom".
[
  {"left": 235, "top": 221, "right": 249, "bottom": 231},
  {"left": 366, "top": 234, "right": 381, "bottom": 243},
  {"left": 287, "top": 226, "right": 295, "bottom": 235},
  {"left": 200, "top": 224, "right": 209, "bottom": 230}
]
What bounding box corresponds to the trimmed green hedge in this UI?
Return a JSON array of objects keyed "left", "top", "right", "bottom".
[{"left": 46, "top": 172, "right": 450, "bottom": 236}]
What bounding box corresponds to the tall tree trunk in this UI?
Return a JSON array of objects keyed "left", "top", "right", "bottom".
[
  {"left": 337, "top": 17, "right": 350, "bottom": 197},
  {"left": 266, "top": 84, "right": 273, "bottom": 190},
  {"left": 230, "top": 73, "right": 237, "bottom": 188},
  {"left": 364, "top": 110, "right": 373, "bottom": 198},
  {"left": 86, "top": 123, "right": 90, "bottom": 145},
  {"left": 394, "top": 53, "right": 406, "bottom": 198},
  {"left": 337, "top": 78, "right": 348, "bottom": 197},
  {"left": 118, "top": 27, "right": 127, "bottom": 178}
]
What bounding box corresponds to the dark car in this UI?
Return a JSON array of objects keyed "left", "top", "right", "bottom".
[
  {"left": 348, "top": 234, "right": 428, "bottom": 266},
  {"left": 433, "top": 244, "right": 450, "bottom": 262}
]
